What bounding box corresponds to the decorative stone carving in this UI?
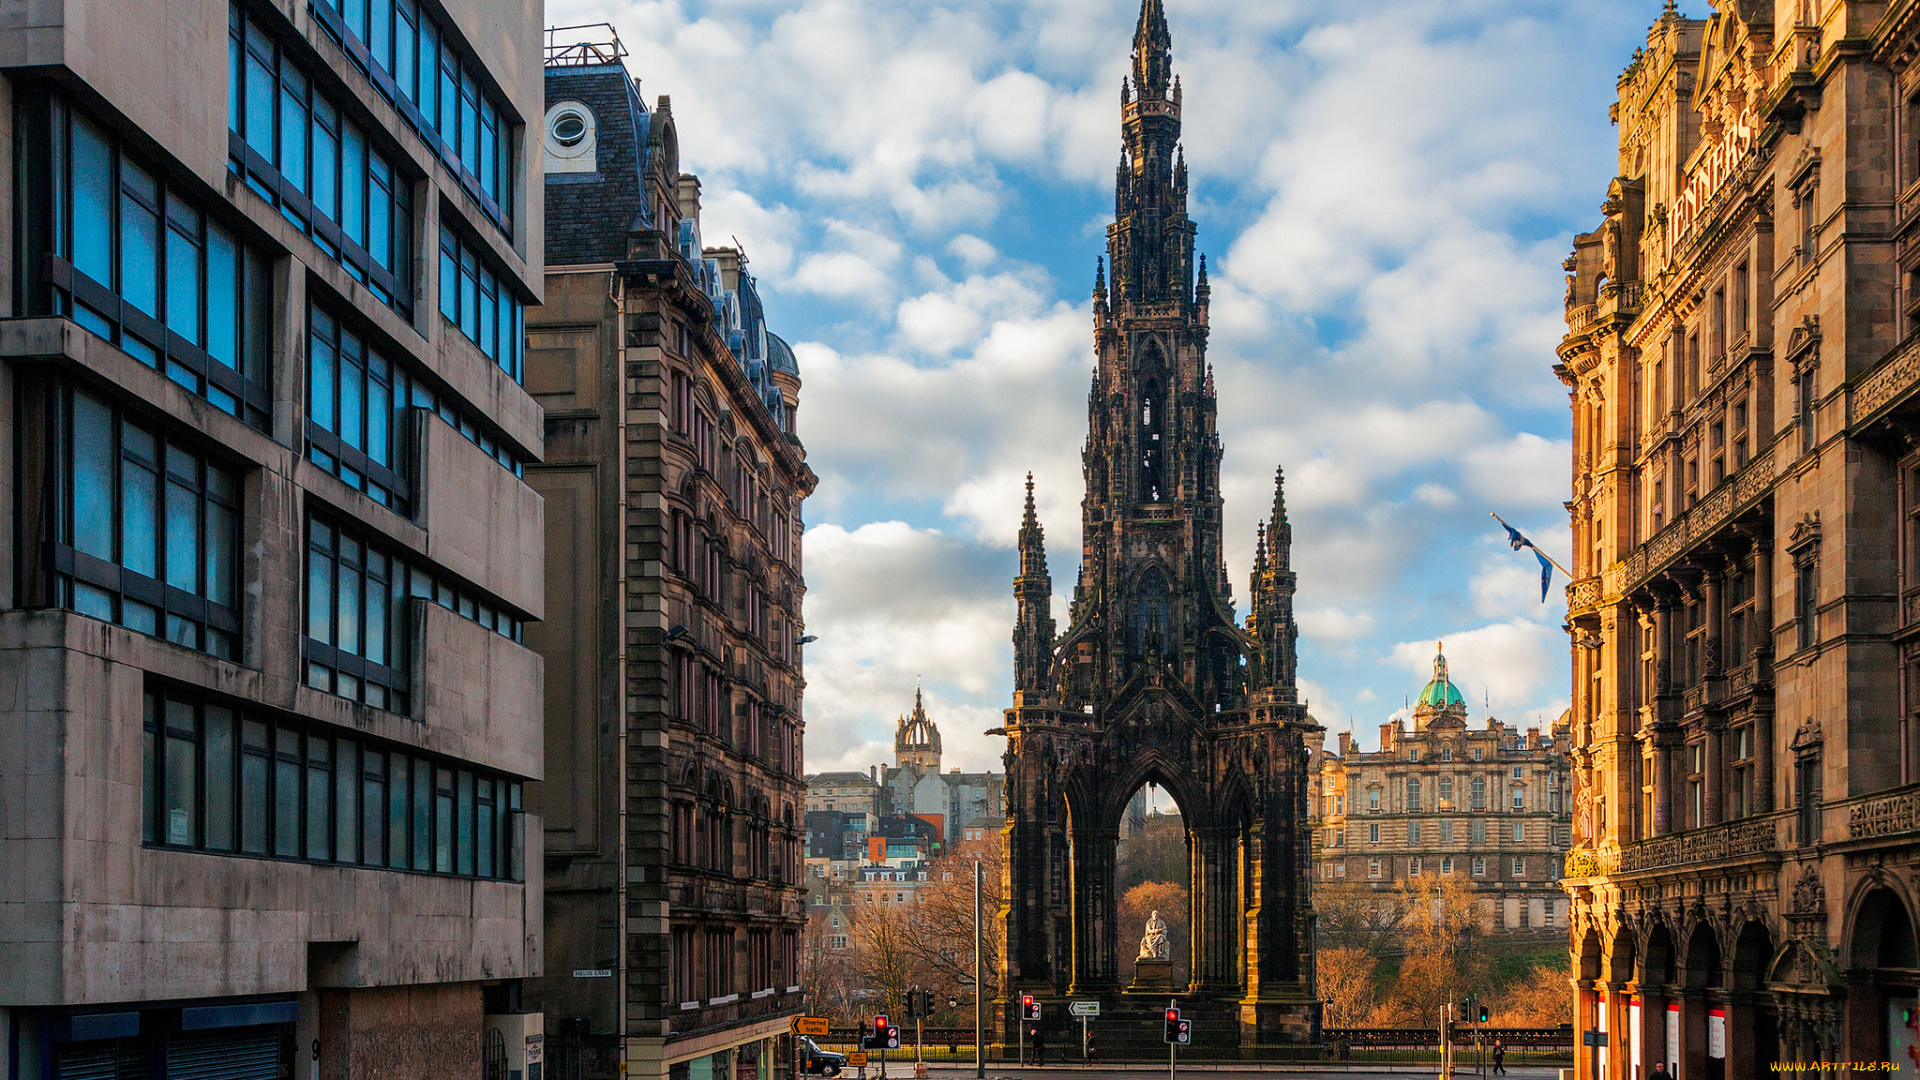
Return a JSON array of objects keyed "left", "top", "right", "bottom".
[{"left": 1791, "top": 864, "right": 1826, "bottom": 915}]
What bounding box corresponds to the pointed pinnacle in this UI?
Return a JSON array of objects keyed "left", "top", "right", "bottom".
[
  {"left": 1271, "top": 465, "right": 1288, "bottom": 524},
  {"left": 1095, "top": 257, "right": 1107, "bottom": 294}
]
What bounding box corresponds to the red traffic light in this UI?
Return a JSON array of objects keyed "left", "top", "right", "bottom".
[
  {"left": 1166, "top": 1009, "right": 1178, "bottom": 1021},
  {"left": 874, "top": 1015, "right": 888, "bottom": 1031}
]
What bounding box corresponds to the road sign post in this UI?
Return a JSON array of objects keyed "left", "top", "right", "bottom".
[{"left": 1069, "top": 1001, "right": 1098, "bottom": 1064}]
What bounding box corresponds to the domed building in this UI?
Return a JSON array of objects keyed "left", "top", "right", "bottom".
[{"left": 1307, "top": 643, "right": 1574, "bottom": 935}]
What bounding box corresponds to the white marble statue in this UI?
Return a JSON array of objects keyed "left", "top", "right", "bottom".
[{"left": 1137, "top": 909, "right": 1171, "bottom": 961}]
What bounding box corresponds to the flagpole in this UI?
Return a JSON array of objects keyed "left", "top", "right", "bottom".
[{"left": 1489, "top": 512, "right": 1573, "bottom": 579}]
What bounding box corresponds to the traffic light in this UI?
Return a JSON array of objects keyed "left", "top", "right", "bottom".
[
  {"left": 1479, "top": 1005, "right": 1490, "bottom": 1024},
  {"left": 920, "top": 989, "right": 937, "bottom": 1018},
  {"left": 1174, "top": 1020, "right": 1191, "bottom": 1045},
  {"left": 886, "top": 1026, "right": 901, "bottom": 1049},
  {"left": 865, "top": 1015, "right": 891, "bottom": 1049},
  {"left": 1163, "top": 1008, "right": 1181, "bottom": 1044},
  {"left": 1021, "top": 994, "right": 1040, "bottom": 1021}
]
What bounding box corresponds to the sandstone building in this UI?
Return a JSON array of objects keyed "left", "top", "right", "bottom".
[
  {"left": 1308, "top": 646, "right": 1573, "bottom": 937},
  {"left": 997, "top": 0, "right": 1320, "bottom": 1049},
  {"left": 1559, "top": 2, "right": 1920, "bottom": 1076},
  {"left": 523, "top": 29, "right": 815, "bottom": 1080},
  {"left": 0, "top": 0, "right": 548, "bottom": 1074}
]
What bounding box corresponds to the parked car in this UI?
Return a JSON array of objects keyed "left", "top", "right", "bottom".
[{"left": 800, "top": 1038, "right": 847, "bottom": 1076}]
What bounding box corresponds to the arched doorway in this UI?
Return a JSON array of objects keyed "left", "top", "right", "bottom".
[
  {"left": 1681, "top": 921, "right": 1722, "bottom": 1080},
  {"left": 1847, "top": 887, "right": 1920, "bottom": 1068},
  {"left": 1730, "top": 920, "right": 1778, "bottom": 1072},
  {"left": 1113, "top": 781, "right": 1191, "bottom": 990},
  {"left": 1641, "top": 923, "right": 1677, "bottom": 1076}
]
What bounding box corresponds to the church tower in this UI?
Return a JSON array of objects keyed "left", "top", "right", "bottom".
[{"left": 998, "top": 0, "right": 1320, "bottom": 1050}]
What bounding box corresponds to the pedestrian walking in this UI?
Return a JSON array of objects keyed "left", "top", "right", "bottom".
[
  {"left": 1649, "top": 1061, "right": 1671, "bottom": 1080},
  {"left": 1031, "top": 1026, "right": 1046, "bottom": 1066},
  {"left": 1492, "top": 1039, "right": 1506, "bottom": 1075},
  {"left": 1083, "top": 1031, "right": 1097, "bottom": 1067}
]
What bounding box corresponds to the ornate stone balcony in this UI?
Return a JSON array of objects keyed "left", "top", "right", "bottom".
[
  {"left": 1846, "top": 783, "right": 1920, "bottom": 841},
  {"left": 1614, "top": 815, "right": 1782, "bottom": 874},
  {"left": 1617, "top": 443, "right": 1774, "bottom": 594},
  {"left": 1566, "top": 576, "right": 1603, "bottom": 619},
  {"left": 1850, "top": 332, "right": 1920, "bottom": 432}
]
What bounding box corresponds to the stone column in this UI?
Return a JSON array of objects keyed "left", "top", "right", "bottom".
[
  {"left": 1678, "top": 989, "right": 1708, "bottom": 1080},
  {"left": 1751, "top": 536, "right": 1775, "bottom": 812},
  {"left": 1191, "top": 825, "right": 1241, "bottom": 993},
  {"left": 1723, "top": 992, "right": 1757, "bottom": 1080},
  {"left": 1069, "top": 825, "right": 1120, "bottom": 993},
  {"left": 1634, "top": 986, "right": 1666, "bottom": 1079}
]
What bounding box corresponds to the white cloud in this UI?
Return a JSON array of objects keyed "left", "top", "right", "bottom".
[
  {"left": 1386, "top": 619, "right": 1569, "bottom": 728},
  {"left": 539, "top": 0, "right": 1638, "bottom": 777}
]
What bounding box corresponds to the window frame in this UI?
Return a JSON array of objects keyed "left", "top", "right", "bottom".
[
  {"left": 143, "top": 681, "right": 523, "bottom": 880},
  {"left": 20, "top": 90, "right": 274, "bottom": 429},
  {"left": 29, "top": 380, "right": 244, "bottom": 659}
]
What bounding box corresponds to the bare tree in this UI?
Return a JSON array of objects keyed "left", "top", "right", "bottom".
[
  {"left": 892, "top": 832, "right": 1004, "bottom": 1022},
  {"left": 1372, "top": 873, "right": 1494, "bottom": 1025},
  {"left": 1317, "top": 946, "right": 1379, "bottom": 1028},
  {"left": 851, "top": 901, "right": 915, "bottom": 1018}
]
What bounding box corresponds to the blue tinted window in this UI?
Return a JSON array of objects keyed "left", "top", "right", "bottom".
[
  {"left": 25, "top": 95, "right": 272, "bottom": 429},
  {"left": 47, "top": 386, "right": 241, "bottom": 659},
  {"left": 228, "top": 6, "right": 411, "bottom": 319}
]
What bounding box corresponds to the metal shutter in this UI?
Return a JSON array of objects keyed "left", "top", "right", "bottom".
[
  {"left": 163, "top": 1033, "right": 281, "bottom": 1080},
  {"left": 55, "top": 1041, "right": 147, "bottom": 1080}
]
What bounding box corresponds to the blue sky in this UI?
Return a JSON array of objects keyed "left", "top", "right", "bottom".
[{"left": 548, "top": 0, "right": 1668, "bottom": 772}]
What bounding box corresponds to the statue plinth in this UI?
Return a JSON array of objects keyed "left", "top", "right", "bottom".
[{"left": 1130, "top": 959, "right": 1177, "bottom": 990}]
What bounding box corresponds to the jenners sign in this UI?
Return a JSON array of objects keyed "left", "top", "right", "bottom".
[{"left": 1673, "top": 118, "right": 1755, "bottom": 241}]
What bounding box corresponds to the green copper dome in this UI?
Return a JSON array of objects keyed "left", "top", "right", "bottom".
[{"left": 1415, "top": 642, "right": 1466, "bottom": 710}]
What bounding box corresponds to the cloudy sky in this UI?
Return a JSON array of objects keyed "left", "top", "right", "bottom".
[{"left": 548, "top": 0, "right": 1664, "bottom": 773}]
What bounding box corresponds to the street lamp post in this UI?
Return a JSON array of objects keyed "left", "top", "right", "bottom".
[{"left": 974, "top": 860, "right": 985, "bottom": 1080}]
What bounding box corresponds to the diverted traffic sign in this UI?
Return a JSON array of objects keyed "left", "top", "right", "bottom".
[
  {"left": 791, "top": 1017, "right": 830, "bottom": 1037},
  {"left": 848, "top": 1052, "right": 869, "bottom": 1068},
  {"left": 1069, "top": 1001, "right": 1100, "bottom": 1017}
]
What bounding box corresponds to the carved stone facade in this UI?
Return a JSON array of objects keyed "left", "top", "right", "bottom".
[
  {"left": 1308, "top": 646, "right": 1573, "bottom": 937},
  {"left": 525, "top": 38, "right": 815, "bottom": 1080},
  {"left": 995, "top": 0, "right": 1319, "bottom": 1052},
  {"left": 1559, "top": 4, "right": 1920, "bottom": 1077}
]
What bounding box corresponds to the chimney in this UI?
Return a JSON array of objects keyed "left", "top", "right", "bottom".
[
  {"left": 1338, "top": 731, "right": 1354, "bottom": 757},
  {"left": 677, "top": 173, "right": 702, "bottom": 225},
  {"left": 1380, "top": 724, "right": 1393, "bottom": 751}
]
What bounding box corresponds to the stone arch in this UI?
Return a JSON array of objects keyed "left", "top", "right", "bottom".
[
  {"left": 1103, "top": 747, "right": 1206, "bottom": 832},
  {"left": 1607, "top": 919, "right": 1638, "bottom": 985},
  {"left": 1644, "top": 918, "right": 1678, "bottom": 988},
  {"left": 1846, "top": 885, "right": 1919, "bottom": 971},
  {"left": 1577, "top": 924, "right": 1604, "bottom": 982},
  {"left": 1683, "top": 917, "right": 1723, "bottom": 988},
  {"left": 1732, "top": 918, "right": 1774, "bottom": 991}
]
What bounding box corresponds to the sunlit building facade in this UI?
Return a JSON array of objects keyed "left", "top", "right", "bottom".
[{"left": 1560, "top": 3, "right": 1920, "bottom": 1076}]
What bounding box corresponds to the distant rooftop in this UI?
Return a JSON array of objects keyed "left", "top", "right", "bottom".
[{"left": 545, "top": 23, "right": 627, "bottom": 68}]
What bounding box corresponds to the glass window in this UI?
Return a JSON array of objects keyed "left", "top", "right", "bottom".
[
  {"left": 228, "top": 4, "right": 413, "bottom": 317},
  {"left": 21, "top": 93, "right": 274, "bottom": 428},
  {"left": 439, "top": 226, "right": 524, "bottom": 381},
  {"left": 308, "top": 0, "right": 514, "bottom": 235},
  {"left": 38, "top": 384, "right": 242, "bottom": 659},
  {"left": 143, "top": 685, "right": 519, "bottom": 879}
]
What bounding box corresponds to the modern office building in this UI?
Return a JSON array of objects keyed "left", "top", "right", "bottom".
[
  {"left": 0, "top": 0, "right": 548, "bottom": 1075},
  {"left": 1559, "top": 2, "right": 1920, "bottom": 1075},
  {"left": 525, "top": 28, "right": 815, "bottom": 1080}
]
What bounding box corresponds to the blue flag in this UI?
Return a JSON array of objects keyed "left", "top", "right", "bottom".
[{"left": 1501, "top": 521, "right": 1554, "bottom": 603}]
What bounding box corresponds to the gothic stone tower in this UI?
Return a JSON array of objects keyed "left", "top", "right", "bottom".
[{"left": 996, "top": 0, "right": 1321, "bottom": 1048}]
